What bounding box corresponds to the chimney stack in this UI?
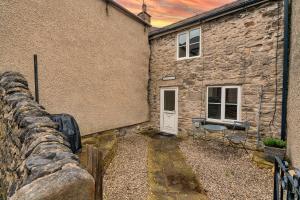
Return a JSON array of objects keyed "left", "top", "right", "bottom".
[{"left": 137, "top": 0, "right": 151, "bottom": 24}]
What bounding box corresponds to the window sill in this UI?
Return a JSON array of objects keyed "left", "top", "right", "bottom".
[
  {"left": 205, "top": 120, "right": 245, "bottom": 130},
  {"left": 206, "top": 119, "right": 233, "bottom": 124},
  {"left": 176, "top": 56, "right": 201, "bottom": 61}
]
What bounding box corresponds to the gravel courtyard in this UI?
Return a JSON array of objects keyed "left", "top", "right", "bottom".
[
  {"left": 103, "top": 133, "right": 149, "bottom": 200},
  {"left": 103, "top": 133, "right": 273, "bottom": 200},
  {"left": 180, "top": 138, "right": 273, "bottom": 200}
]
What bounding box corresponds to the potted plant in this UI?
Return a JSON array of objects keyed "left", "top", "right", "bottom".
[{"left": 263, "top": 137, "right": 286, "bottom": 162}]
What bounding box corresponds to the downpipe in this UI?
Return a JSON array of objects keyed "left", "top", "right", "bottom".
[{"left": 280, "top": 0, "right": 290, "bottom": 141}]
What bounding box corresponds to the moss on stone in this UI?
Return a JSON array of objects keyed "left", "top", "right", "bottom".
[
  {"left": 78, "top": 130, "right": 117, "bottom": 171},
  {"left": 252, "top": 151, "right": 274, "bottom": 170},
  {"left": 0, "top": 185, "right": 7, "bottom": 200}
]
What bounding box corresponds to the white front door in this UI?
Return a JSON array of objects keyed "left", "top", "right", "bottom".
[{"left": 160, "top": 87, "right": 178, "bottom": 135}]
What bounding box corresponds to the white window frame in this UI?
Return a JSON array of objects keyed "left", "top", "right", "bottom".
[
  {"left": 206, "top": 86, "right": 241, "bottom": 123},
  {"left": 176, "top": 28, "right": 202, "bottom": 60}
]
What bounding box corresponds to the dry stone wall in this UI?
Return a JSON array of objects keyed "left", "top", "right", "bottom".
[
  {"left": 149, "top": 1, "right": 284, "bottom": 138},
  {"left": 0, "top": 72, "right": 94, "bottom": 200}
]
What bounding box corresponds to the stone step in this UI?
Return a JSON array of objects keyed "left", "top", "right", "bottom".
[{"left": 251, "top": 151, "right": 274, "bottom": 169}]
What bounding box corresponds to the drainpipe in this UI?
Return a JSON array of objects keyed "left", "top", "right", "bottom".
[
  {"left": 281, "top": 0, "right": 290, "bottom": 141},
  {"left": 34, "top": 54, "right": 39, "bottom": 104}
]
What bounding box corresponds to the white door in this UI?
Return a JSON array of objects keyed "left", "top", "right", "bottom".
[{"left": 160, "top": 87, "right": 178, "bottom": 135}]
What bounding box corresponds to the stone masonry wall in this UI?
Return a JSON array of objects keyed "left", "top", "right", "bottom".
[
  {"left": 149, "top": 1, "right": 284, "bottom": 139},
  {"left": 0, "top": 72, "right": 94, "bottom": 200}
]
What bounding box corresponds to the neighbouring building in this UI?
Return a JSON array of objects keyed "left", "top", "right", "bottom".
[
  {"left": 148, "top": 0, "right": 284, "bottom": 139},
  {"left": 287, "top": 0, "right": 300, "bottom": 168},
  {"left": 0, "top": 0, "right": 150, "bottom": 136}
]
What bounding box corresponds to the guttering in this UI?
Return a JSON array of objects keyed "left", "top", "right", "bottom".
[
  {"left": 281, "top": 0, "right": 290, "bottom": 141},
  {"left": 149, "top": 0, "right": 270, "bottom": 39},
  {"left": 103, "top": 0, "right": 151, "bottom": 27}
]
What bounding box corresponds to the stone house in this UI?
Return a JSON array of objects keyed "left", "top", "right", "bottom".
[
  {"left": 148, "top": 0, "right": 284, "bottom": 139},
  {"left": 1, "top": 0, "right": 300, "bottom": 198}
]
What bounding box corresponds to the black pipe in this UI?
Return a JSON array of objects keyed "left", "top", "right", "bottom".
[
  {"left": 34, "top": 54, "right": 39, "bottom": 104},
  {"left": 281, "top": 0, "right": 290, "bottom": 141}
]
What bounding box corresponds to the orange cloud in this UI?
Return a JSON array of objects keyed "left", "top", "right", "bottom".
[{"left": 115, "top": 0, "right": 234, "bottom": 27}]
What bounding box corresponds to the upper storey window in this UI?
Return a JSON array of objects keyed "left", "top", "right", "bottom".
[{"left": 177, "top": 28, "right": 201, "bottom": 60}]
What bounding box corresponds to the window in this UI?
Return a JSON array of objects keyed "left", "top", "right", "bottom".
[
  {"left": 178, "top": 33, "right": 187, "bottom": 58},
  {"left": 207, "top": 87, "right": 222, "bottom": 119},
  {"left": 164, "top": 90, "right": 175, "bottom": 111},
  {"left": 189, "top": 29, "right": 200, "bottom": 57},
  {"left": 177, "top": 28, "right": 201, "bottom": 59},
  {"left": 225, "top": 88, "right": 238, "bottom": 120},
  {"left": 207, "top": 86, "right": 241, "bottom": 122}
]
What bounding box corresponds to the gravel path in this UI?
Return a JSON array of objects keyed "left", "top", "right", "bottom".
[
  {"left": 103, "top": 133, "right": 149, "bottom": 200},
  {"left": 180, "top": 138, "right": 273, "bottom": 200}
]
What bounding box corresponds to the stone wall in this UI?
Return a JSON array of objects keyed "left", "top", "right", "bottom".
[
  {"left": 0, "top": 72, "right": 94, "bottom": 200},
  {"left": 149, "top": 1, "right": 284, "bottom": 138},
  {"left": 287, "top": 0, "right": 300, "bottom": 168}
]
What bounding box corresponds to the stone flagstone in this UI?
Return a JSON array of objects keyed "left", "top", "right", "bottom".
[{"left": 147, "top": 133, "right": 208, "bottom": 200}]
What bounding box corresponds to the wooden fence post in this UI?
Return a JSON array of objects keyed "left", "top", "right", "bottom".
[{"left": 86, "top": 145, "right": 103, "bottom": 200}]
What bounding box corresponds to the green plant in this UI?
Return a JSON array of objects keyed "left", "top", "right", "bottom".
[{"left": 263, "top": 137, "right": 286, "bottom": 149}]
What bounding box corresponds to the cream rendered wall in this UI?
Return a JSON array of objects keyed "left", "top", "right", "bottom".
[
  {"left": 287, "top": 0, "right": 300, "bottom": 168},
  {"left": 0, "top": 0, "right": 150, "bottom": 135}
]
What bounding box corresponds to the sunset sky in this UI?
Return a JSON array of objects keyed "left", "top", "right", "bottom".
[{"left": 115, "top": 0, "right": 235, "bottom": 27}]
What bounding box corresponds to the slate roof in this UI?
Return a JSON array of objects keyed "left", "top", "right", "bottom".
[{"left": 149, "top": 0, "right": 272, "bottom": 39}]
